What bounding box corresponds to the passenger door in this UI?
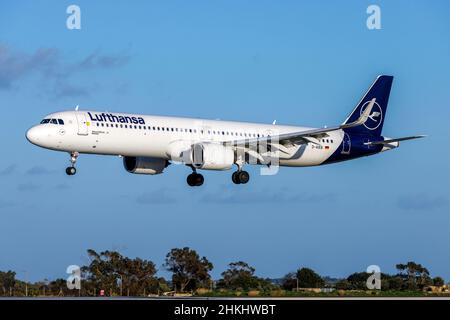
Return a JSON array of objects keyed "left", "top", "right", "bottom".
[{"left": 75, "top": 112, "right": 89, "bottom": 136}]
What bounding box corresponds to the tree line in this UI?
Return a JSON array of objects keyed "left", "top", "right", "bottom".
[{"left": 0, "top": 248, "right": 446, "bottom": 296}]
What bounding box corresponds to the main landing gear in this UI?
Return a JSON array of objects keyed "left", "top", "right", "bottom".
[
  {"left": 231, "top": 170, "right": 250, "bottom": 184},
  {"left": 66, "top": 151, "right": 78, "bottom": 176},
  {"left": 185, "top": 163, "right": 249, "bottom": 187},
  {"left": 187, "top": 171, "right": 204, "bottom": 187}
]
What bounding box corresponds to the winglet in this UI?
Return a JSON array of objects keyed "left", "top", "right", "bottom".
[{"left": 341, "top": 98, "right": 375, "bottom": 129}]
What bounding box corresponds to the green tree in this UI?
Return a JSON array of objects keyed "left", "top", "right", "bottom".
[
  {"left": 164, "top": 247, "right": 213, "bottom": 292},
  {"left": 296, "top": 268, "right": 325, "bottom": 288},
  {"left": 0, "top": 271, "right": 16, "bottom": 296},
  {"left": 218, "top": 261, "right": 264, "bottom": 291},
  {"left": 396, "top": 261, "right": 431, "bottom": 290},
  {"left": 48, "top": 278, "right": 69, "bottom": 296},
  {"left": 335, "top": 279, "right": 350, "bottom": 290},
  {"left": 82, "top": 249, "right": 158, "bottom": 296},
  {"left": 345, "top": 272, "right": 370, "bottom": 290},
  {"left": 281, "top": 272, "right": 298, "bottom": 291},
  {"left": 385, "top": 275, "right": 403, "bottom": 291},
  {"left": 432, "top": 277, "right": 445, "bottom": 287}
]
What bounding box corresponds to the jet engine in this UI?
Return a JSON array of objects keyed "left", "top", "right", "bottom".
[
  {"left": 191, "top": 143, "right": 235, "bottom": 170},
  {"left": 123, "top": 156, "right": 168, "bottom": 175}
]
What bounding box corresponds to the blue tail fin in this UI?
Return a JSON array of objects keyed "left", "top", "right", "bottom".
[{"left": 343, "top": 75, "right": 393, "bottom": 137}]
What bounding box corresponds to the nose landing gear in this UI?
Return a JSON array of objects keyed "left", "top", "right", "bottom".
[
  {"left": 66, "top": 151, "right": 79, "bottom": 176},
  {"left": 66, "top": 166, "right": 76, "bottom": 175}
]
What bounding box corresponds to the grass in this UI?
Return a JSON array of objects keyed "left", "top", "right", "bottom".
[{"left": 196, "top": 290, "right": 450, "bottom": 298}]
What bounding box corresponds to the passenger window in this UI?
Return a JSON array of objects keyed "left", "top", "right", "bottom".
[
  {"left": 101, "top": 123, "right": 104, "bottom": 127},
  {"left": 97, "top": 123, "right": 99, "bottom": 127}
]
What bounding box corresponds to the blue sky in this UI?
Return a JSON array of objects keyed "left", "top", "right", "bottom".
[{"left": 0, "top": 1, "right": 449, "bottom": 282}]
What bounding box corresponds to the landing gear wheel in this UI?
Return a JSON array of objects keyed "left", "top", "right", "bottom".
[
  {"left": 232, "top": 171, "right": 241, "bottom": 184},
  {"left": 187, "top": 174, "right": 196, "bottom": 186},
  {"left": 232, "top": 170, "right": 250, "bottom": 184},
  {"left": 187, "top": 173, "right": 204, "bottom": 187},
  {"left": 66, "top": 166, "right": 76, "bottom": 176},
  {"left": 238, "top": 171, "right": 250, "bottom": 184},
  {"left": 195, "top": 173, "right": 204, "bottom": 186}
]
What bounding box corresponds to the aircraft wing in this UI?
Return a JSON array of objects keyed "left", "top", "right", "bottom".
[{"left": 225, "top": 98, "right": 376, "bottom": 147}]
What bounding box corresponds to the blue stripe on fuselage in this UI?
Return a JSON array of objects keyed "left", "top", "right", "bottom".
[{"left": 323, "top": 133, "right": 383, "bottom": 164}]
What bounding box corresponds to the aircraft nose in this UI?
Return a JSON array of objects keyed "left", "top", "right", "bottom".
[{"left": 26, "top": 126, "right": 46, "bottom": 145}]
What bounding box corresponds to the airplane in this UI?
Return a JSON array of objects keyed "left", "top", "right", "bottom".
[{"left": 26, "top": 75, "right": 424, "bottom": 186}]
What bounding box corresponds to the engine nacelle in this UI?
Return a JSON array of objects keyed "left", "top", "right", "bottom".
[
  {"left": 123, "top": 156, "right": 167, "bottom": 175},
  {"left": 191, "top": 143, "right": 235, "bottom": 170}
]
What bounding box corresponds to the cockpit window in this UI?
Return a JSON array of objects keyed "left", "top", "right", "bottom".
[{"left": 41, "top": 118, "right": 65, "bottom": 125}]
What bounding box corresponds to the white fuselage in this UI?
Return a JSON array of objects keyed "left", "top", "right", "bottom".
[{"left": 26, "top": 110, "right": 344, "bottom": 168}]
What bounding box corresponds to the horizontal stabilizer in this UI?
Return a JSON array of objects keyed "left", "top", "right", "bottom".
[{"left": 364, "top": 135, "right": 426, "bottom": 145}]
